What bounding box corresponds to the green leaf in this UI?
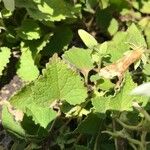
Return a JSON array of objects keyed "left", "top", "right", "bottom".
[
  {"left": 63, "top": 47, "right": 94, "bottom": 71},
  {"left": 2, "top": 0, "right": 15, "bottom": 11},
  {"left": 75, "top": 113, "right": 103, "bottom": 135},
  {"left": 78, "top": 29, "right": 98, "bottom": 48},
  {"left": 92, "top": 73, "right": 148, "bottom": 112},
  {"left": 10, "top": 83, "right": 34, "bottom": 111},
  {"left": 23, "top": 34, "right": 52, "bottom": 58},
  {"left": 2, "top": 105, "right": 26, "bottom": 139},
  {"left": 106, "top": 24, "right": 146, "bottom": 63},
  {"left": 107, "top": 31, "right": 129, "bottom": 62},
  {"left": 42, "top": 26, "right": 73, "bottom": 55},
  {"left": 143, "top": 63, "right": 150, "bottom": 76},
  {"left": 107, "top": 18, "right": 118, "bottom": 36},
  {"left": 140, "top": 1, "right": 150, "bottom": 14},
  {"left": 17, "top": 43, "right": 39, "bottom": 81},
  {"left": 26, "top": 104, "right": 57, "bottom": 128},
  {"left": 145, "top": 26, "right": 150, "bottom": 49},
  {"left": 0, "top": 47, "right": 11, "bottom": 76},
  {"left": 109, "top": 0, "right": 129, "bottom": 11},
  {"left": 75, "top": 145, "right": 89, "bottom": 150},
  {"left": 84, "top": 0, "right": 98, "bottom": 13},
  {"left": 16, "top": 0, "right": 81, "bottom": 21},
  {"left": 11, "top": 55, "right": 87, "bottom": 107},
  {"left": 32, "top": 54, "right": 87, "bottom": 105},
  {"left": 126, "top": 23, "right": 147, "bottom": 47},
  {"left": 96, "top": 8, "right": 112, "bottom": 32},
  {"left": 17, "top": 19, "right": 41, "bottom": 40},
  {"left": 99, "top": 0, "right": 110, "bottom": 9}
]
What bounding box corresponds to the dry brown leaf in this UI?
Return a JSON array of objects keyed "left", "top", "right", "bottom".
[{"left": 99, "top": 47, "right": 144, "bottom": 87}]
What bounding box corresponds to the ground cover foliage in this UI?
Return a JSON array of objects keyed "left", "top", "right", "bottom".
[{"left": 0, "top": 0, "right": 150, "bottom": 150}]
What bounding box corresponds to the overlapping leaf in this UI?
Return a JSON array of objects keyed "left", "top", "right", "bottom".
[
  {"left": 3, "top": 54, "right": 87, "bottom": 137},
  {"left": 15, "top": 0, "right": 81, "bottom": 21},
  {"left": 43, "top": 26, "right": 73, "bottom": 55},
  {"left": 17, "top": 19, "right": 41, "bottom": 40},
  {"left": 25, "top": 104, "right": 57, "bottom": 128},
  {"left": 106, "top": 24, "right": 146, "bottom": 62},
  {"left": 92, "top": 73, "right": 148, "bottom": 113},
  {"left": 126, "top": 23, "right": 147, "bottom": 47}
]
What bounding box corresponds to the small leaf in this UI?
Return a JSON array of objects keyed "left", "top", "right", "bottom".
[
  {"left": 26, "top": 104, "right": 57, "bottom": 128},
  {"left": 99, "top": 0, "right": 110, "bottom": 9},
  {"left": 17, "top": 19, "right": 41, "bottom": 40},
  {"left": 78, "top": 29, "right": 98, "bottom": 48},
  {"left": 0, "top": 47, "right": 11, "bottom": 76},
  {"left": 140, "top": 1, "right": 150, "bottom": 14},
  {"left": 127, "top": 23, "right": 147, "bottom": 47},
  {"left": 63, "top": 47, "right": 94, "bottom": 71},
  {"left": 17, "top": 43, "right": 39, "bottom": 81},
  {"left": 108, "top": 18, "right": 118, "bottom": 36},
  {"left": 3, "top": 0, "right": 15, "bottom": 11}
]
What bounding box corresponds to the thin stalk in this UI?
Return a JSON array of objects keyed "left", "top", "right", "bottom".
[
  {"left": 115, "top": 118, "right": 143, "bottom": 131},
  {"left": 102, "top": 131, "right": 141, "bottom": 146},
  {"left": 133, "top": 102, "right": 150, "bottom": 122},
  {"left": 93, "top": 119, "right": 104, "bottom": 150},
  {"left": 129, "top": 143, "right": 137, "bottom": 150},
  {"left": 112, "top": 118, "right": 119, "bottom": 150},
  {"left": 140, "top": 131, "right": 147, "bottom": 150}
]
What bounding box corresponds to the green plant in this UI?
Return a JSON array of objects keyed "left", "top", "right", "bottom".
[{"left": 1, "top": 0, "right": 150, "bottom": 150}]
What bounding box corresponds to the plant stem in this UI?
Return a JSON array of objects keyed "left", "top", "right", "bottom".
[
  {"left": 112, "top": 118, "right": 119, "bottom": 150},
  {"left": 115, "top": 118, "right": 143, "bottom": 131},
  {"left": 102, "top": 130, "right": 141, "bottom": 147},
  {"left": 140, "top": 131, "right": 147, "bottom": 150},
  {"left": 93, "top": 119, "right": 104, "bottom": 150}
]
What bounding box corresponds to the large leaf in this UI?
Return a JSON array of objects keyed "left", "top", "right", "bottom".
[
  {"left": 12, "top": 55, "right": 87, "bottom": 107},
  {"left": 0, "top": 47, "right": 11, "bottom": 76},
  {"left": 92, "top": 73, "right": 148, "bottom": 113},
  {"left": 32, "top": 54, "right": 87, "bottom": 105}
]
